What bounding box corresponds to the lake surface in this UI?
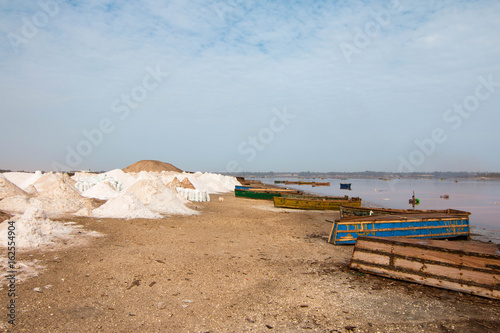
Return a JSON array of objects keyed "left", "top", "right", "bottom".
[{"left": 256, "top": 177, "right": 500, "bottom": 230}]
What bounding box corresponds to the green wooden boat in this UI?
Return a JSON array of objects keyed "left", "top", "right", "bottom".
[
  {"left": 234, "top": 188, "right": 302, "bottom": 200},
  {"left": 273, "top": 195, "right": 362, "bottom": 210}
]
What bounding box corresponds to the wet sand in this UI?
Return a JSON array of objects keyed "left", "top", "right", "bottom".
[{"left": 1, "top": 193, "right": 499, "bottom": 332}]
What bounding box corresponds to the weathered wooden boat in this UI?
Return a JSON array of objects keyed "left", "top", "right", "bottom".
[
  {"left": 273, "top": 195, "right": 361, "bottom": 210},
  {"left": 312, "top": 182, "right": 330, "bottom": 187},
  {"left": 234, "top": 187, "right": 302, "bottom": 200},
  {"left": 328, "top": 212, "right": 470, "bottom": 245},
  {"left": 340, "top": 205, "right": 471, "bottom": 219},
  {"left": 340, "top": 183, "right": 351, "bottom": 190},
  {"left": 350, "top": 236, "right": 500, "bottom": 300}
]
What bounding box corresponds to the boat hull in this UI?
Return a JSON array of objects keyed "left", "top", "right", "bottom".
[
  {"left": 273, "top": 196, "right": 362, "bottom": 210},
  {"left": 234, "top": 189, "right": 282, "bottom": 200},
  {"left": 340, "top": 206, "right": 471, "bottom": 219},
  {"left": 329, "top": 213, "right": 470, "bottom": 245},
  {"left": 350, "top": 236, "right": 500, "bottom": 300}
]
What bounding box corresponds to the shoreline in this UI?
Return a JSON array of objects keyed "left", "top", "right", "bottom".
[{"left": 1, "top": 193, "right": 499, "bottom": 332}]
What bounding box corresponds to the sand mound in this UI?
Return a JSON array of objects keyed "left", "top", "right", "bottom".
[
  {"left": 123, "top": 160, "right": 182, "bottom": 173},
  {"left": 0, "top": 175, "right": 28, "bottom": 199},
  {"left": 166, "top": 177, "right": 183, "bottom": 190},
  {"left": 181, "top": 177, "right": 196, "bottom": 189}
]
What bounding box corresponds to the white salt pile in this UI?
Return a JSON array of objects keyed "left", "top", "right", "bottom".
[
  {"left": 0, "top": 207, "right": 99, "bottom": 249},
  {"left": 176, "top": 172, "right": 240, "bottom": 194},
  {"left": 0, "top": 175, "right": 27, "bottom": 200},
  {"left": 2, "top": 172, "right": 35, "bottom": 189},
  {"left": 92, "top": 193, "right": 162, "bottom": 219},
  {"left": 0, "top": 174, "right": 95, "bottom": 215},
  {"left": 82, "top": 181, "right": 120, "bottom": 200},
  {"left": 126, "top": 179, "right": 198, "bottom": 215}
]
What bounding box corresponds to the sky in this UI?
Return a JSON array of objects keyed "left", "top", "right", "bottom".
[{"left": 1, "top": 0, "right": 500, "bottom": 173}]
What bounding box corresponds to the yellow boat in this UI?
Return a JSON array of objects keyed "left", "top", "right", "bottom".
[{"left": 273, "top": 195, "right": 361, "bottom": 210}]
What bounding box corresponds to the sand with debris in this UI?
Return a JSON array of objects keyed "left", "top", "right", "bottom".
[{"left": 0, "top": 193, "right": 498, "bottom": 332}]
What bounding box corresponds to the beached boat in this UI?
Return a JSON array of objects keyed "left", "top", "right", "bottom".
[
  {"left": 340, "top": 205, "right": 470, "bottom": 219},
  {"left": 350, "top": 236, "right": 500, "bottom": 300},
  {"left": 234, "top": 187, "right": 302, "bottom": 200},
  {"left": 273, "top": 195, "right": 361, "bottom": 210},
  {"left": 328, "top": 211, "right": 470, "bottom": 245},
  {"left": 312, "top": 182, "right": 330, "bottom": 187},
  {"left": 340, "top": 183, "right": 351, "bottom": 190}
]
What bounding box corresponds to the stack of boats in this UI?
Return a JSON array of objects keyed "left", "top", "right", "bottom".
[{"left": 234, "top": 184, "right": 361, "bottom": 210}]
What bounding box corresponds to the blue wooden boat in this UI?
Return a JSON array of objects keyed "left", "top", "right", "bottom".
[
  {"left": 340, "top": 183, "right": 351, "bottom": 190},
  {"left": 329, "top": 212, "right": 470, "bottom": 245}
]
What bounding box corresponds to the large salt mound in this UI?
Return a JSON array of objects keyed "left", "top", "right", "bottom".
[
  {"left": 123, "top": 160, "right": 182, "bottom": 173},
  {"left": 33, "top": 173, "right": 77, "bottom": 194},
  {"left": 2, "top": 172, "right": 34, "bottom": 188},
  {"left": 126, "top": 179, "right": 197, "bottom": 215},
  {"left": 0, "top": 175, "right": 28, "bottom": 200},
  {"left": 82, "top": 182, "right": 120, "bottom": 200},
  {"left": 92, "top": 193, "right": 162, "bottom": 219},
  {"left": 0, "top": 174, "right": 97, "bottom": 215},
  {"left": 0, "top": 208, "right": 77, "bottom": 248}
]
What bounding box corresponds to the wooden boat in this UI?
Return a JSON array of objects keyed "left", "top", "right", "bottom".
[
  {"left": 234, "top": 187, "right": 302, "bottom": 200},
  {"left": 340, "top": 183, "right": 351, "bottom": 190},
  {"left": 329, "top": 212, "right": 470, "bottom": 245},
  {"left": 350, "top": 236, "right": 500, "bottom": 300},
  {"left": 273, "top": 195, "right": 361, "bottom": 210},
  {"left": 274, "top": 180, "right": 286, "bottom": 184},
  {"left": 340, "top": 205, "right": 470, "bottom": 219},
  {"left": 298, "top": 181, "right": 313, "bottom": 185},
  {"left": 285, "top": 181, "right": 300, "bottom": 185},
  {"left": 312, "top": 182, "right": 330, "bottom": 187}
]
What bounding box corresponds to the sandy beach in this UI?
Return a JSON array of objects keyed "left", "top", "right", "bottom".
[{"left": 1, "top": 192, "right": 499, "bottom": 333}]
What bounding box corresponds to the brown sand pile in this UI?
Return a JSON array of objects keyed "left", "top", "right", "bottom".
[
  {"left": 181, "top": 177, "right": 195, "bottom": 189},
  {"left": 123, "top": 160, "right": 182, "bottom": 173},
  {"left": 166, "top": 177, "right": 183, "bottom": 190}
]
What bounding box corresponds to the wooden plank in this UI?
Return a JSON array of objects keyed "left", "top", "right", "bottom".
[
  {"left": 350, "top": 251, "right": 391, "bottom": 266},
  {"left": 393, "top": 258, "right": 499, "bottom": 286},
  {"left": 355, "top": 239, "right": 500, "bottom": 270},
  {"left": 350, "top": 262, "right": 500, "bottom": 299}
]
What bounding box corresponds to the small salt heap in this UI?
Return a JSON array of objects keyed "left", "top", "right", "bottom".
[
  {"left": 0, "top": 208, "right": 77, "bottom": 248},
  {"left": 126, "top": 179, "right": 198, "bottom": 215},
  {"left": 82, "top": 182, "right": 120, "bottom": 200},
  {"left": 92, "top": 193, "right": 162, "bottom": 219}
]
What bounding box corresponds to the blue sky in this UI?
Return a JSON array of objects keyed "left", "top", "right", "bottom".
[{"left": 1, "top": 0, "right": 499, "bottom": 172}]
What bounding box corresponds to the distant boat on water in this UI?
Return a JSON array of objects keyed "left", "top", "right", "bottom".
[{"left": 340, "top": 183, "right": 351, "bottom": 190}]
